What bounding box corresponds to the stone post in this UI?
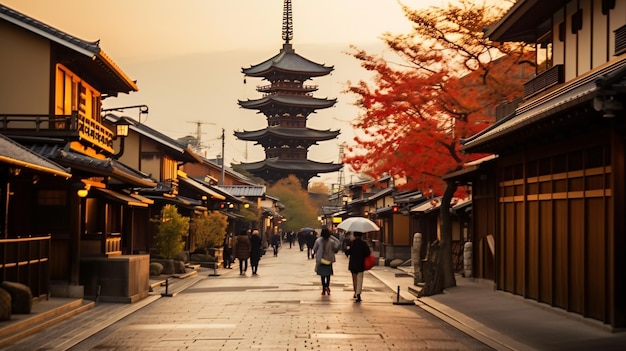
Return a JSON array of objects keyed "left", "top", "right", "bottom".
[
  {"left": 463, "top": 241, "right": 473, "bottom": 278},
  {"left": 412, "top": 233, "right": 422, "bottom": 285}
]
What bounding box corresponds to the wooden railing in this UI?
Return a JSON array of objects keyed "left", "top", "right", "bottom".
[
  {"left": 0, "top": 235, "right": 50, "bottom": 299},
  {"left": 0, "top": 112, "right": 114, "bottom": 154},
  {"left": 523, "top": 64, "right": 564, "bottom": 99},
  {"left": 106, "top": 235, "right": 122, "bottom": 256}
]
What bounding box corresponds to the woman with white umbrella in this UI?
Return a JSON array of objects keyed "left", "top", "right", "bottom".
[{"left": 344, "top": 231, "right": 371, "bottom": 303}]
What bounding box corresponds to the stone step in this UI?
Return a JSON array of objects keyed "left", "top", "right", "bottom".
[{"left": 0, "top": 298, "right": 94, "bottom": 348}]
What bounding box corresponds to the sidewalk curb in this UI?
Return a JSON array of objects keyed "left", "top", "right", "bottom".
[
  {"left": 416, "top": 296, "right": 537, "bottom": 351},
  {"left": 368, "top": 267, "right": 537, "bottom": 351}
]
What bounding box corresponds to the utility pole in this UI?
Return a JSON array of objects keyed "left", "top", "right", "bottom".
[
  {"left": 186, "top": 120, "right": 215, "bottom": 154},
  {"left": 221, "top": 128, "right": 225, "bottom": 185},
  {"left": 336, "top": 142, "right": 346, "bottom": 206}
]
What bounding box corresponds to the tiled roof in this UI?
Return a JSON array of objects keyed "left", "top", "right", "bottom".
[
  {"left": 242, "top": 43, "right": 333, "bottom": 77},
  {"left": 104, "top": 114, "right": 202, "bottom": 163},
  {"left": 240, "top": 158, "right": 342, "bottom": 173},
  {"left": 29, "top": 143, "right": 156, "bottom": 187},
  {"left": 0, "top": 4, "right": 138, "bottom": 94},
  {"left": 238, "top": 95, "right": 336, "bottom": 110},
  {"left": 217, "top": 185, "right": 266, "bottom": 198},
  {"left": 462, "top": 58, "right": 626, "bottom": 153},
  {"left": 178, "top": 176, "right": 226, "bottom": 201},
  {"left": 0, "top": 134, "right": 71, "bottom": 178},
  {"left": 0, "top": 4, "right": 99, "bottom": 55},
  {"left": 234, "top": 127, "right": 340, "bottom": 141},
  {"left": 191, "top": 177, "right": 243, "bottom": 203}
]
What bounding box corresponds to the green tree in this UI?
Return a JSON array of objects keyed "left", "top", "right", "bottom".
[
  {"left": 192, "top": 211, "right": 228, "bottom": 250},
  {"left": 154, "top": 205, "right": 188, "bottom": 259},
  {"left": 344, "top": 0, "right": 534, "bottom": 295},
  {"left": 268, "top": 175, "right": 318, "bottom": 232}
]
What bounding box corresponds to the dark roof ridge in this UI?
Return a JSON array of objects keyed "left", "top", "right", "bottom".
[{"left": 0, "top": 3, "right": 100, "bottom": 55}]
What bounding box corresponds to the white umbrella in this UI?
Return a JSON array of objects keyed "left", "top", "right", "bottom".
[{"left": 337, "top": 217, "right": 380, "bottom": 233}]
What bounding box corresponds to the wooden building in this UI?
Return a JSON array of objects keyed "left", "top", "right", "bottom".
[
  {"left": 461, "top": 0, "right": 626, "bottom": 328},
  {"left": 0, "top": 3, "right": 156, "bottom": 301}
]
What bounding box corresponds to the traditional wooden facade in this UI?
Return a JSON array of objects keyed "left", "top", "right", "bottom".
[
  {"left": 235, "top": 0, "right": 342, "bottom": 189},
  {"left": 462, "top": 0, "right": 626, "bottom": 328},
  {"left": 0, "top": 3, "right": 157, "bottom": 302}
]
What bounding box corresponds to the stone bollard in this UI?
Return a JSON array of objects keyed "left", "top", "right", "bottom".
[
  {"left": 463, "top": 241, "right": 473, "bottom": 278},
  {"left": 412, "top": 233, "right": 422, "bottom": 285}
]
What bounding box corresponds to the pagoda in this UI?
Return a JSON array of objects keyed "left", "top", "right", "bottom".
[{"left": 235, "top": 0, "right": 342, "bottom": 189}]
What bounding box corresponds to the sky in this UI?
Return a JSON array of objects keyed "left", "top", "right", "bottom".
[{"left": 3, "top": 0, "right": 443, "bottom": 188}]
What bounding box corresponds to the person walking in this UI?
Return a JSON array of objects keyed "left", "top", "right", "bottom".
[
  {"left": 312, "top": 227, "right": 340, "bottom": 295},
  {"left": 306, "top": 230, "right": 317, "bottom": 259},
  {"left": 271, "top": 232, "right": 281, "bottom": 257},
  {"left": 345, "top": 231, "right": 371, "bottom": 302},
  {"left": 232, "top": 229, "right": 251, "bottom": 275},
  {"left": 222, "top": 233, "right": 233, "bottom": 269},
  {"left": 297, "top": 230, "right": 306, "bottom": 251},
  {"left": 249, "top": 229, "right": 263, "bottom": 275}
]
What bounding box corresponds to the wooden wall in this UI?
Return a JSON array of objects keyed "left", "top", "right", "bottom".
[{"left": 495, "top": 138, "right": 619, "bottom": 325}]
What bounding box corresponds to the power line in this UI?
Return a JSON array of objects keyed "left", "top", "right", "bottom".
[{"left": 186, "top": 120, "right": 215, "bottom": 153}]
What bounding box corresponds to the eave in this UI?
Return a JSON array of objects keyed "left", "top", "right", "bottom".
[{"left": 485, "top": 0, "right": 568, "bottom": 43}]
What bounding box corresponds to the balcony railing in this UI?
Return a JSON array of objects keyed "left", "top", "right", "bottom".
[
  {"left": 0, "top": 112, "right": 115, "bottom": 154},
  {"left": 523, "top": 64, "right": 564, "bottom": 99},
  {"left": 257, "top": 82, "right": 318, "bottom": 93},
  {"left": 615, "top": 25, "right": 626, "bottom": 56},
  {"left": 0, "top": 235, "right": 50, "bottom": 300}
]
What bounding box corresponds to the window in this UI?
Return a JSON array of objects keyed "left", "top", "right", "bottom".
[{"left": 55, "top": 64, "right": 102, "bottom": 122}]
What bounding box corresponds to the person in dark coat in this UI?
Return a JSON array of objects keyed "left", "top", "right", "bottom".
[
  {"left": 222, "top": 233, "right": 233, "bottom": 269},
  {"left": 249, "top": 229, "right": 263, "bottom": 275},
  {"left": 232, "top": 229, "right": 251, "bottom": 275},
  {"left": 306, "top": 230, "right": 317, "bottom": 259},
  {"left": 297, "top": 230, "right": 306, "bottom": 251},
  {"left": 345, "top": 231, "right": 371, "bottom": 303},
  {"left": 271, "top": 232, "right": 281, "bottom": 256}
]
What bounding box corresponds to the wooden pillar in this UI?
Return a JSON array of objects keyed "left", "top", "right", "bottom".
[
  {"left": 610, "top": 123, "right": 626, "bottom": 328},
  {"left": 69, "top": 192, "right": 82, "bottom": 285}
]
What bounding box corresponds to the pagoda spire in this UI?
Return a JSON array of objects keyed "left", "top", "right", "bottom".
[{"left": 282, "top": 0, "right": 293, "bottom": 44}]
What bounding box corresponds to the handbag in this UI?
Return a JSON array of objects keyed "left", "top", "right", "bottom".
[
  {"left": 364, "top": 253, "right": 376, "bottom": 270},
  {"left": 320, "top": 239, "right": 333, "bottom": 265}
]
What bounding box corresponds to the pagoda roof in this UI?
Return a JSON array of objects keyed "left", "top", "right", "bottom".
[
  {"left": 238, "top": 95, "right": 336, "bottom": 110},
  {"left": 234, "top": 127, "right": 340, "bottom": 141},
  {"left": 242, "top": 43, "right": 333, "bottom": 78},
  {"left": 240, "top": 158, "right": 342, "bottom": 173}
]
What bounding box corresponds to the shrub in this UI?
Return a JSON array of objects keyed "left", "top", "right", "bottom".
[
  {"left": 192, "top": 211, "right": 228, "bottom": 251},
  {"left": 153, "top": 205, "right": 188, "bottom": 259},
  {"left": 149, "top": 262, "right": 164, "bottom": 276},
  {"left": 0, "top": 288, "right": 11, "bottom": 321},
  {"left": 0, "top": 281, "right": 32, "bottom": 314}
]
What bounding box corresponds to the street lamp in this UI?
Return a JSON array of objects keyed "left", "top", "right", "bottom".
[
  {"left": 112, "top": 116, "right": 132, "bottom": 159},
  {"left": 103, "top": 104, "right": 149, "bottom": 123}
]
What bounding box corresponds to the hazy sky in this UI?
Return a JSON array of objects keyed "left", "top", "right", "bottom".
[{"left": 3, "top": 0, "right": 443, "bottom": 187}]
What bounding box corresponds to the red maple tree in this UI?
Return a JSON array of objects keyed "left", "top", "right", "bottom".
[{"left": 344, "top": 0, "right": 535, "bottom": 293}]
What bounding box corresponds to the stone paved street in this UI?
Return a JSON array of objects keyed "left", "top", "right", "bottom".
[{"left": 9, "top": 244, "right": 492, "bottom": 351}]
